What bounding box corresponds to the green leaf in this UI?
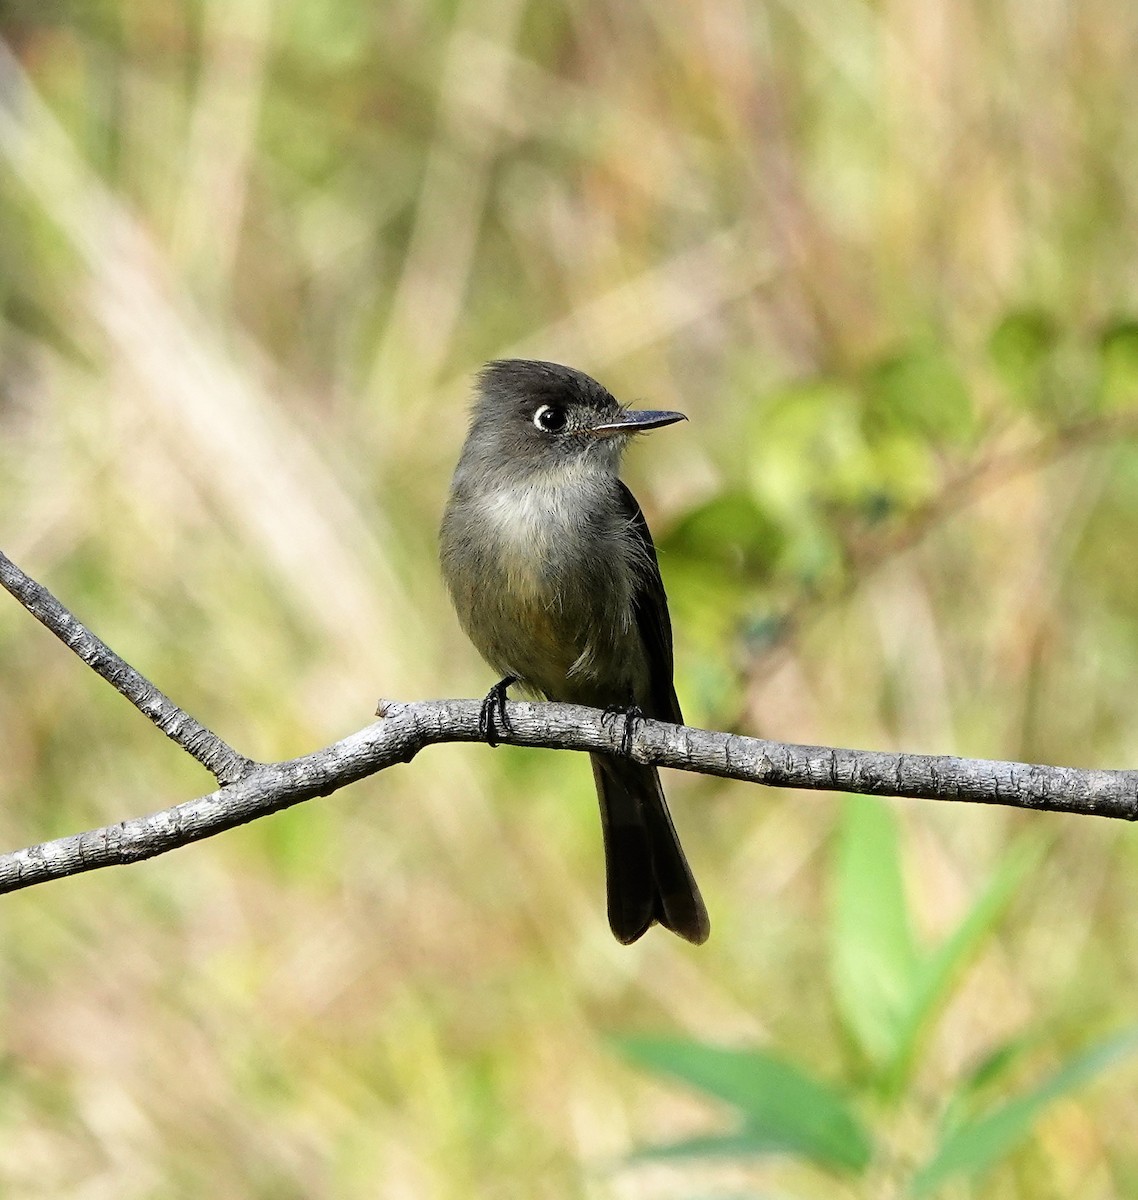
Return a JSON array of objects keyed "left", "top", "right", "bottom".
[
  {"left": 662, "top": 491, "right": 785, "bottom": 581},
  {"left": 633, "top": 1131, "right": 823, "bottom": 1161},
  {"left": 910, "top": 1029, "right": 1138, "bottom": 1196},
  {"left": 882, "top": 839, "right": 1043, "bottom": 1092},
  {"left": 958, "top": 1034, "right": 1039, "bottom": 1098},
  {"left": 745, "top": 381, "right": 874, "bottom": 518},
  {"left": 617, "top": 1037, "right": 872, "bottom": 1173},
  {"left": 862, "top": 431, "right": 941, "bottom": 509},
  {"left": 831, "top": 796, "right": 919, "bottom": 1068},
  {"left": 865, "top": 344, "right": 975, "bottom": 444},
  {"left": 935, "top": 1034, "right": 1041, "bottom": 1134},
  {"left": 1099, "top": 318, "right": 1138, "bottom": 409},
  {"left": 989, "top": 309, "right": 1058, "bottom": 396}
]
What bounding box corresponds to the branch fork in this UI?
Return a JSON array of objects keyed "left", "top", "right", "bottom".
[{"left": 2, "top": 549, "right": 1136, "bottom": 898}]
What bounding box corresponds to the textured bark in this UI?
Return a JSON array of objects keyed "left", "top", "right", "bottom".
[
  {"left": 0, "top": 697, "right": 1135, "bottom": 895},
  {"left": 3, "top": 550, "right": 1136, "bottom": 897}
]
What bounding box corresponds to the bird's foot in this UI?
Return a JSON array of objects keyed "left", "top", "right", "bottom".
[
  {"left": 602, "top": 703, "right": 644, "bottom": 758},
  {"left": 479, "top": 676, "right": 516, "bottom": 747}
]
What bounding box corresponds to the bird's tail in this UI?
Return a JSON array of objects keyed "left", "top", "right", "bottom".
[{"left": 590, "top": 753, "right": 709, "bottom": 945}]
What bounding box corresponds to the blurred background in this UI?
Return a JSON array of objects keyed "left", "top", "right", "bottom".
[{"left": 2, "top": 1, "right": 1138, "bottom": 1196}]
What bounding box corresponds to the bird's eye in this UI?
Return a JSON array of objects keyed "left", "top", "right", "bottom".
[{"left": 533, "top": 404, "right": 567, "bottom": 433}]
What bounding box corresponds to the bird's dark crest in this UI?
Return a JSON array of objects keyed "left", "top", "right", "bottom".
[{"left": 477, "top": 359, "right": 617, "bottom": 416}]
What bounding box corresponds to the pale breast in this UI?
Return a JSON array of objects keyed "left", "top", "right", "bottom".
[
  {"left": 440, "top": 469, "right": 646, "bottom": 700},
  {"left": 478, "top": 476, "right": 570, "bottom": 599}
]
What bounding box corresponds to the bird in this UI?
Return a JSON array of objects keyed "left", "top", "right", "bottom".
[{"left": 438, "top": 359, "right": 709, "bottom": 945}]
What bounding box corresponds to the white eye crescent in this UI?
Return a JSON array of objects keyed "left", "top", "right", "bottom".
[{"left": 533, "top": 404, "right": 567, "bottom": 433}]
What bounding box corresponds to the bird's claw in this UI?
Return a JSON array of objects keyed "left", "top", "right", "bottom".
[
  {"left": 479, "top": 676, "right": 516, "bottom": 747},
  {"left": 602, "top": 703, "right": 644, "bottom": 758}
]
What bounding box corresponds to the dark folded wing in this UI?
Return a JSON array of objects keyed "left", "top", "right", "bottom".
[{"left": 616, "top": 481, "right": 683, "bottom": 726}]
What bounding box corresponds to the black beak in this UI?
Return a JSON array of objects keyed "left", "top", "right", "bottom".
[{"left": 586, "top": 409, "right": 688, "bottom": 437}]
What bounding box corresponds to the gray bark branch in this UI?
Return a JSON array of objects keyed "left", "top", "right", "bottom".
[
  {"left": 2, "top": 552, "right": 1136, "bottom": 897},
  {"left": 0, "top": 697, "right": 1136, "bottom": 895},
  {"left": 0, "top": 550, "right": 252, "bottom": 784}
]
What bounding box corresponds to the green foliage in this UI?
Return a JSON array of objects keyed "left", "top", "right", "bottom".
[
  {"left": 831, "top": 795, "right": 920, "bottom": 1072},
  {"left": 864, "top": 343, "right": 976, "bottom": 446},
  {"left": 664, "top": 492, "right": 786, "bottom": 584},
  {"left": 618, "top": 802, "right": 1137, "bottom": 1193},
  {"left": 833, "top": 798, "right": 1043, "bottom": 1095},
  {"left": 989, "top": 310, "right": 1060, "bottom": 405},
  {"left": 911, "top": 1030, "right": 1138, "bottom": 1196},
  {"left": 1099, "top": 319, "right": 1138, "bottom": 409},
  {"left": 618, "top": 1037, "right": 872, "bottom": 1172},
  {"left": 745, "top": 382, "right": 873, "bottom": 522},
  {"left": 883, "top": 840, "right": 1042, "bottom": 1094}
]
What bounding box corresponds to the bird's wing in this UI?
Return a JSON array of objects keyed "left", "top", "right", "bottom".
[{"left": 616, "top": 480, "right": 684, "bottom": 725}]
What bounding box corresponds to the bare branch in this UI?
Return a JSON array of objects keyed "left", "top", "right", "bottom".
[
  {"left": 2, "top": 550, "right": 1135, "bottom": 897},
  {"left": 0, "top": 697, "right": 1134, "bottom": 896},
  {"left": 0, "top": 550, "right": 252, "bottom": 784}
]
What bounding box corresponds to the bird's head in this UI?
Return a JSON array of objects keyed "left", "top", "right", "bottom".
[{"left": 461, "top": 359, "right": 686, "bottom": 480}]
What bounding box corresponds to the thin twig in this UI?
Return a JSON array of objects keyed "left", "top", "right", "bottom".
[
  {"left": 0, "top": 550, "right": 252, "bottom": 784},
  {"left": 0, "top": 697, "right": 1135, "bottom": 895}
]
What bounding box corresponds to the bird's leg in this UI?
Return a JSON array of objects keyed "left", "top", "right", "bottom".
[
  {"left": 479, "top": 676, "right": 517, "bottom": 747},
  {"left": 602, "top": 701, "right": 645, "bottom": 758}
]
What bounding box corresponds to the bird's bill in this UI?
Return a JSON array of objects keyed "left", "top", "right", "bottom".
[{"left": 585, "top": 409, "right": 687, "bottom": 437}]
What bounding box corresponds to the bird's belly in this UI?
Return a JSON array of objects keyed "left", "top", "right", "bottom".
[{"left": 449, "top": 526, "right": 642, "bottom": 704}]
